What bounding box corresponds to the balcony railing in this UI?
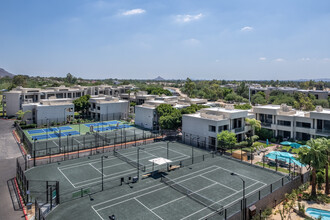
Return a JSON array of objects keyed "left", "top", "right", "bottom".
[
  {"left": 261, "top": 122, "right": 272, "bottom": 127},
  {"left": 316, "top": 129, "right": 330, "bottom": 135},
  {"left": 233, "top": 127, "right": 244, "bottom": 133}
]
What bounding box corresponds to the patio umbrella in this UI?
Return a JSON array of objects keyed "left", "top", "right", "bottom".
[
  {"left": 266, "top": 139, "right": 269, "bottom": 146},
  {"left": 280, "top": 141, "right": 292, "bottom": 146},
  {"left": 290, "top": 142, "right": 301, "bottom": 149}
]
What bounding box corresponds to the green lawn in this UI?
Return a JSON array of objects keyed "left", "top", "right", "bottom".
[{"left": 255, "top": 162, "right": 289, "bottom": 173}]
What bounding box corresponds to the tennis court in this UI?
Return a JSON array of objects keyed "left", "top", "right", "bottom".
[
  {"left": 24, "top": 120, "right": 125, "bottom": 142},
  {"left": 25, "top": 141, "right": 208, "bottom": 193},
  {"left": 43, "top": 151, "right": 287, "bottom": 220},
  {"left": 21, "top": 120, "right": 155, "bottom": 157}
]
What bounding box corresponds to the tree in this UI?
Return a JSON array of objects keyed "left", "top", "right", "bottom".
[
  {"left": 16, "top": 110, "right": 31, "bottom": 120},
  {"left": 12, "top": 75, "right": 28, "bottom": 87},
  {"left": 73, "top": 95, "right": 90, "bottom": 115},
  {"left": 251, "top": 92, "right": 267, "bottom": 105},
  {"left": 65, "top": 73, "right": 77, "bottom": 84},
  {"left": 245, "top": 118, "right": 261, "bottom": 136},
  {"left": 297, "top": 138, "right": 327, "bottom": 197},
  {"left": 217, "top": 131, "right": 237, "bottom": 152},
  {"left": 319, "top": 138, "right": 330, "bottom": 194},
  {"left": 156, "top": 104, "right": 182, "bottom": 130},
  {"left": 184, "top": 78, "right": 196, "bottom": 97}
]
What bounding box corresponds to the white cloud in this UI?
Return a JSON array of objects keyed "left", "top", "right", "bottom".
[
  {"left": 240, "top": 26, "right": 253, "bottom": 32},
  {"left": 323, "top": 58, "right": 330, "bottom": 62},
  {"left": 259, "top": 57, "right": 266, "bottom": 61},
  {"left": 274, "top": 58, "right": 285, "bottom": 62},
  {"left": 183, "top": 38, "right": 200, "bottom": 45},
  {"left": 176, "top": 13, "right": 203, "bottom": 23},
  {"left": 122, "top": 9, "right": 146, "bottom": 16},
  {"left": 300, "top": 58, "right": 310, "bottom": 61}
]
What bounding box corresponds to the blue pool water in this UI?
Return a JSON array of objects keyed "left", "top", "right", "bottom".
[{"left": 306, "top": 208, "right": 330, "bottom": 220}]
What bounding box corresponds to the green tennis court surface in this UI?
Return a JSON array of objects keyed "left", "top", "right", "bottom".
[
  {"left": 25, "top": 142, "right": 208, "bottom": 193},
  {"left": 24, "top": 141, "right": 288, "bottom": 220}
]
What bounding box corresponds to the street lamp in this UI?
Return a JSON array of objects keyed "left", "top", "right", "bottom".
[
  {"left": 231, "top": 173, "right": 246, "bottom": 220},
  {"left": 101, "top": 155, "right": 108, "bottom": 191},
  {"left": 137, "top": 147, "right": 144, "bottom": 180}
]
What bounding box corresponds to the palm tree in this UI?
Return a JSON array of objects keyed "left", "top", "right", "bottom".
[
  {"left": 245, "top": 118, "right": 261, "bottom": 136},
  {"left": 298, "top": 138, "right": 327, "bottom": 197},
  {"left": 320, "top": 138, "right": 330, "bottom": 194}
]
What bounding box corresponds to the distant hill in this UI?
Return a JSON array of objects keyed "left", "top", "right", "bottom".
[
  {"left": 0, "top": 68, "right": 14, "bottom": 78},
  {"left": 298, "top": 78, "right": 330, "bottom": 82},
  {"left": 154, "top": 76, "right": 165, "bottom": 81}
]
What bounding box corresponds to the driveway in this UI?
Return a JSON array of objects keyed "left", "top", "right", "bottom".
[{"left": 0, "top": 119, "right": 24, "bottom": 219}]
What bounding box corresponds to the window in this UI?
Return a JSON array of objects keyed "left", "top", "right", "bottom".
[
  {"left": 277, "top": 120, "right": 291, "bottom": 126},
  {"left": 209, "top": 125, "right": 216, "bottom": 132},
  {"left": 218, "top": 125, "right": 228, "bottom": 132},
  {"left": 296, "top": 122, "right": 311, "bottom": 128},
  {"left": 97, "top": 106, "right": 100, "bottom": 110}
]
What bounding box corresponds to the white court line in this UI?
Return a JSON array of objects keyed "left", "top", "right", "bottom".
[
  {"left": 52, "top": 140, "right": 59, "bottom": 147},
  {"left": 59, "top": 144, "right": 171, "bottom": 170},
  {"left": 91, "top": 206, "right": 104, "bottom": 220},
  {"left": 134, "top": 198, "right": 164, "bottom": 220},
  {"left": 94, "top": 166, "right": 222, "bottom": 212},
  {"left": 197, "top": 181, "right": 265, "bottom": 220},
  {"left": 182, "top": 181, "right": 262, "bottom": 220},
  {"left": 151, "top": 183, "right": 218, "bottom": 211},
  {"left": 158, "top": 145, "right": 188, "bottom": 157},
  {"left": 200, "top": 175, "right": 238, "bottom": 192},
  {"left": 57, "top": 167, "right": 76, "bottom": 188},
  {"left": 73, "top": 137, "right": 82, "bottom": 145},
  {"left": 217, "top": 166, "right": 264, "bottom": 184},
  {"left": 89, "top": 163, "right": 103, "bottom": 175},
  {"left": 74, "top": 155, "right": 190, "bottom": 188}
]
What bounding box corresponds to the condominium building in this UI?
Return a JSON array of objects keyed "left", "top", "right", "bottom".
[
  {"left": 89, "top": 96, "right": 129, "bottom": 121},
  {"left": 182, "top": 105, "right": 252, "bottom": 149},
  {"left": 249, "top": 85, "right": 330, "bottom": 100},
  {"left": 135, "top": 99, "right": 190, "bottom": 130},
  {"left": 2, "top": 85, "right": 134, "bottom": 117},
  {"left": 22, "top": 99, "right": 74, "bottom": 125},
  {"left": 252, "top": 104, "right": 330, "bottom": 140}
]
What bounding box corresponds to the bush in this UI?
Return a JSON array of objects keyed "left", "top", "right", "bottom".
[
  {"left": 20, "top": 124, "right": 37, "bottom": 129},
  {"left": 270, "top": 138, "right": 277, "bottom": 143},
  {"left": 317, "top": 171, "right": 325, "bottom": 190}
]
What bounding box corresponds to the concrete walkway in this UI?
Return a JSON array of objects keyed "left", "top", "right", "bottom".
[{"left": 0, "top": 119, "right": 24, "bottom": 220}]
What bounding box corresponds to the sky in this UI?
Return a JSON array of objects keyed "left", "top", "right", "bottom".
[{"left": 1, "top": 0, "right": 330, "bottom": 80}]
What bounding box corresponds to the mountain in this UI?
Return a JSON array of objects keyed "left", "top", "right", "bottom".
[
  {"left": 0, "top": 68, "right": 15, "bottom": 78},
  {"left": 154, "top": 76, "right": 165, "bottom": 81}
]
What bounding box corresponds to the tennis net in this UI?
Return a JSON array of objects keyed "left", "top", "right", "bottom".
[
  {"left": 114, "top": 151, "right": 146, "bottom": 172},
  {"left": 54, "top": 130, "right": 60, "bottom": 137},
  {"left": 161, "top": 175, "right": 223, "bottom": 214}
]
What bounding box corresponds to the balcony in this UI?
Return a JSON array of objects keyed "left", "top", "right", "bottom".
[
  {"left": 232, "top": 127, "right": 244, "bottom": 133},
  {"left": 316, "top": 129, "right": 330, "bottom": 135},
  {"left": 261, "top": 122, "right": 272, "bottom": 127}
]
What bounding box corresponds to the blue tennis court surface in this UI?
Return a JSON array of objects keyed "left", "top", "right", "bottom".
[
  {"left": 33, "top": 131, "right": 80, "bottom": 140},
  {"left": 31, "top": 134, "right": 50, "bottom": 140},
  {"left": 43, "top": 128, "right": 59, "bottom": 132},
  {"left": 93, "top": 124, "right": 131, "bottom": 132},
  {"left": 84, "top": 121, "right": 120, "bottom": 127},
  {"left": 59, "top": 126, "right": 72, "bottom": 131},
  {"left": 28, "top": 129, "right": 45, "bottom": 134}
]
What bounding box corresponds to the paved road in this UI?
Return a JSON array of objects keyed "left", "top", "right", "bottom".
[{"left": 0, "top": 119, "right": 24, "bottom": 220}]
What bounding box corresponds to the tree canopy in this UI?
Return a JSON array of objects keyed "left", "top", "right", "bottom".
[{"left": 73, "top": 95, "right": 91, "bottom": 114}]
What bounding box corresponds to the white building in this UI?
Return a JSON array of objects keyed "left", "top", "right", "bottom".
[
  {"left": 2, "top": 85, "right": 134, "bottom": 117},
  {"left": 22, "top": 100, "right": 74, "bottom": 125},
  {"left": 253, "top": 104, "right": 330, "bottom": 140},
  {"left": 135, "top": 99, "right": 190, "bottom": 130},
  {"left": 89, "top": 96, "right": 129, "bottom": 121},
  {"left": 182, "top": 105, "right": 252, "bottom": 149}
]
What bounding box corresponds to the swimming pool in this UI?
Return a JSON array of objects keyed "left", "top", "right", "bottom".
[{"left": 306, "top": 208, "right": 330, "bottom": 220}]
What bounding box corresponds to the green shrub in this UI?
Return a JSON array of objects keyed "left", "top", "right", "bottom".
[{"left": 20, "top": 124, "right": 37, "bottom": 129}]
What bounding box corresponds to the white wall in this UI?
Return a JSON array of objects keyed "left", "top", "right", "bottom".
[
  {"left": 135, "top": 106, "right": 155, "bottom": 130},
  {"left": 4, "top": 92, "right": 21, "bottom": 116}
]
